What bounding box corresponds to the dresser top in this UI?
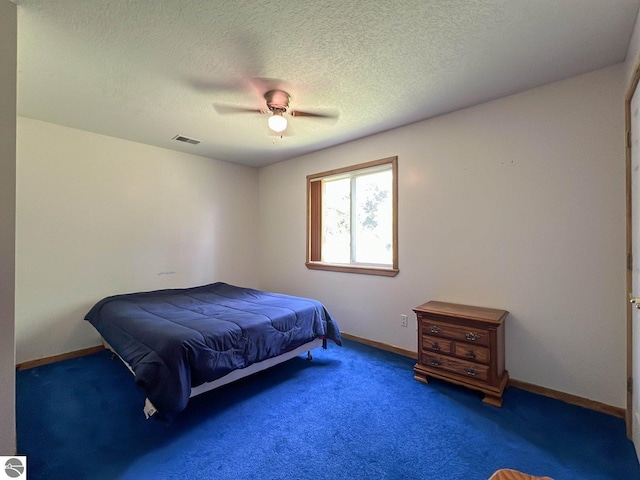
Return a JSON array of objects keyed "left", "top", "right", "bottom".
[{"left": 414, "top": 301, "right": 508, "bottom": 325}]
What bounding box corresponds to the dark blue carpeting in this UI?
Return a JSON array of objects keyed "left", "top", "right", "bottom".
[{"left": 16, "top": 339, "right": 640, "bottom": 479}]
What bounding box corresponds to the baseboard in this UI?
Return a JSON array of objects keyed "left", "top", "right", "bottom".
[
  {"left": 16, "top": 345, "right": 105, "bottom": 371},
  {"left": 341, "top": 332, "right": 417, "bottom": 359},
  {"left": 508, "top": 379, "right": 625, "bottom": 418},
  {"left": 342, "top": 332, "right": 626, "bottom": 419}
]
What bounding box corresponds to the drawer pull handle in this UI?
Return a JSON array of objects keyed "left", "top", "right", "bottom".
[
  {"left": 431, "top": 342, "right": 440, "bottom": 351},
  {"left": 430, "top": 326, "right": 441, "bottom": 334},
  {"left": 429, "top": 358, "right": 442, "bottom": 367},
  {"left": 465, "top": 351, "right": 476, "bottom": 360},
  {"left": 465, "top": 368, "right": 479, "bottom": 376},
  {"left": 465, "top": 332, "right": 480, "bottom": 341}
]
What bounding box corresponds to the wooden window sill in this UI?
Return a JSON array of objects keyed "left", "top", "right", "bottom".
[{"left": 305, "top": 262, "right": 399, "bottom": 277}]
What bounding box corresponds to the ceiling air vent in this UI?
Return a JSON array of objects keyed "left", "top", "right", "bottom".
[{"left": 172, "top": 135, "right": 201, "bottom": 145}]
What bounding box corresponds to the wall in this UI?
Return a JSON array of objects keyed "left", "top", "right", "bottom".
[
  {"left": 626, "top": 6, "right": 640, "bottom": 88},
  {"left": 259, "top": 65, "right": 626, "bottom": 408},
  {"left": 0, "top": 0, "right": 16, "bottom": 456},
  {"left": 16, "top": 118, "right": 260, "bottom": 363}
]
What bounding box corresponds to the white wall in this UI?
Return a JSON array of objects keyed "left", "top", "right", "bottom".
[
  {"left": 626, "top": 7, "right": 640, "bottom": 87},
  {"left": 259, "top": 65, "right": 627, "bottom": 408},
  {"left": 16, "top": 118, "right": 260, "bottom": 363},
  {"left": 0, "top": 0, "right": 17, "bottom": 456}
]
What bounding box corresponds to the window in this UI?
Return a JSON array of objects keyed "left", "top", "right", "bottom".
[{"left": 306, "top": 156, "right": 398, "bottom": 276}]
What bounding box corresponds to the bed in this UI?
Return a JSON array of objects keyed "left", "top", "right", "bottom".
[{"left": 84, "top": 282, "right": 342, "bottom": 419}]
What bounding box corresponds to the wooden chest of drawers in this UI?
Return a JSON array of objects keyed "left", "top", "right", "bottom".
[{"left": 413, "top": 301, "right": 508, "bottom": 407}]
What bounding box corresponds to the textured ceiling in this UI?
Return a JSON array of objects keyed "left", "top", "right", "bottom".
[{"left": 15, "top": 0, "right": 640, "bottom": 167}]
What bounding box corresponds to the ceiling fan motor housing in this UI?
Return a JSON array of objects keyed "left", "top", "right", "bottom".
[{"left": 265, "top": 89, "right": 290, "bottom": 114}]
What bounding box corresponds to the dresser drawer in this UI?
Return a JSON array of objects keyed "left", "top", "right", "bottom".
[
  {"left": 421, "top": 335, "right": 452, "bottom": 354},
  {"left": 420, "top": 318, "right": 490, "bottom": 347},
  {"left": 453, "top": 343, "right": 490, "bottom": 364},
  {"left": 423, "top": 353, "right": 489, "bottom": 382}
]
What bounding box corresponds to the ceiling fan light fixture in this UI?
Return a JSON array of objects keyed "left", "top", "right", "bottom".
[{"left": 268, "top": 112, "right": 287, "bottom": 133}]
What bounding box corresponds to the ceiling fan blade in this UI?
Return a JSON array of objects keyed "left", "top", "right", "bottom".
[
  {"left": 189, "top": 78, "right": 245, "bottom": 93},
  {"left": 290, "top": 109, "right": 339, "bottom": 119},
  {"left": 213, "top": 103, "right": 265, "bottom": 115}
]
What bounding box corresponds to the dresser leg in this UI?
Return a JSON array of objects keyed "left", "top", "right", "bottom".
[
  {"left": 413, "top": 373, "right": 429, "bottom": 384},
  {"left": 482, "top": 394, "right": 503, "bottom": 408}
]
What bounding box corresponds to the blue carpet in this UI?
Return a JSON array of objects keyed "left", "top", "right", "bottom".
[{"left": 16, "top": 339, "right": 640, "bottom": 480}]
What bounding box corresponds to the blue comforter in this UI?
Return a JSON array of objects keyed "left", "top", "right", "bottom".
[{"left": 85, "top": 282, "right": 341, "bottom": 418}]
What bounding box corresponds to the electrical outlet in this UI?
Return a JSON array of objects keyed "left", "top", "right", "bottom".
[{"left": 401, "top": 314, "right": 408, "bottom": 327}]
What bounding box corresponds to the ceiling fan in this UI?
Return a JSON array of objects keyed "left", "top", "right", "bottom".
[{"left": 213, "top": 88, "right": 337, "bottom": 135}]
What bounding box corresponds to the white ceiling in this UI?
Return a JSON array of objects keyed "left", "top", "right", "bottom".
[{"left": 15, "top": 0, "right": 640, "bottom": 168}]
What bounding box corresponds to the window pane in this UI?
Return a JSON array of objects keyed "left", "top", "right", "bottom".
[
  {"left": 354, "top": 170, "right": 392, "bottom": 264},
  {"left": 322, "top": 178, "right": 350, "bottom": 263}
]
